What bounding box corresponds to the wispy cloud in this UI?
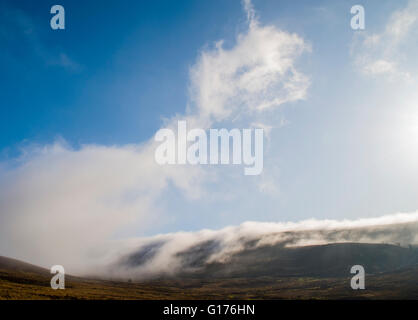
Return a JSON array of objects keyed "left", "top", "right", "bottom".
[
  {"left": 0, "top": 5, "right": 80, "bottom": 72},
  {"left": 352, "top": 0, "right": 418, "bottom": 81}
]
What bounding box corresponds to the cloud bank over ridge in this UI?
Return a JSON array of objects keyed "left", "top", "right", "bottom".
[
  {"left": 104, "top": 211, "right": 418, "bottom": 279},
  {"left": 0, "top": 1, "right": 310, "bottom": 273}
]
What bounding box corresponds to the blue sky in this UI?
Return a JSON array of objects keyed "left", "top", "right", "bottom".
[
  {"left": 1, "top": 0, "right": 402, "bottom": 152},
  {"left": 1, "top": 0, "right": 418, "bottom": 269},
  {"left": 0, "top": 0, "right": 246, "bottom": 152}
]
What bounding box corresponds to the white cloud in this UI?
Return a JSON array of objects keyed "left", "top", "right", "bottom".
[
  {"left": 0, "top": 141, "right": 206, "bottom": 272},
  {"left": 188, "top": 1, "right": 310, "bottom": 127}
]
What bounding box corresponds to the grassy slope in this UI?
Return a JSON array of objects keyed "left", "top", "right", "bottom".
[{"left": 1, "top": 255, "right": 418, "bottom": 299}]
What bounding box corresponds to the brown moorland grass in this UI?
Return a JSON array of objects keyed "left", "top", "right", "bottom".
[{"left": 1, "top": 261, "right": 418, "bottom": 300}]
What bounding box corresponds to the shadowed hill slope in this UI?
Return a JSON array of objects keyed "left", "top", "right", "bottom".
[
  {"left": 0, "top": 256, "right": 50, "bottom": 275},
  {"left": 189, "top": 243, "right": 418, "bottom": 278}
]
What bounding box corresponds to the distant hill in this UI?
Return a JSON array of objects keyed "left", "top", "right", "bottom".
[
  {"left": 189, "top": 243, "right": 418, "bottom": 278},
  {"left": 121, "top": 242, "right": 418, "bottom": 279},
  {"left": 0, "top": 256, "right": 49, "bottom": 276}
]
